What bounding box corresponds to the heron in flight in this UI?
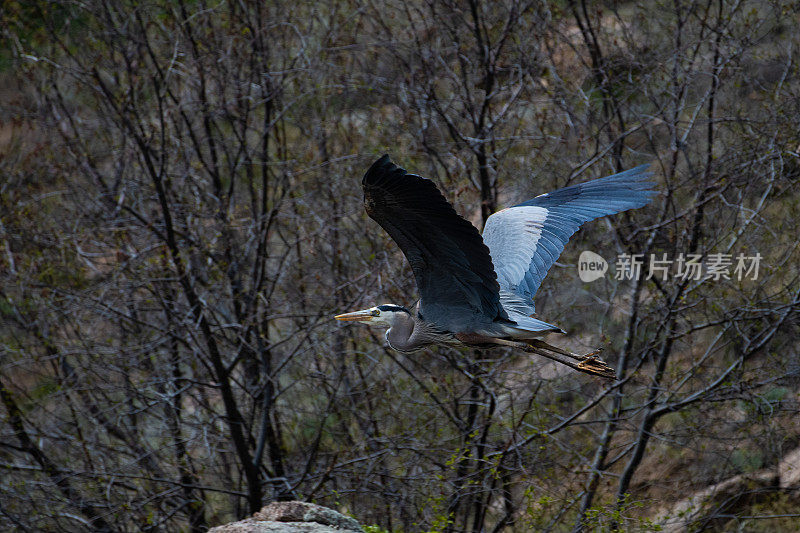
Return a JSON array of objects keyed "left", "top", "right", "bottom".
[{"left": 335, "top": 155, "right": 655, "bottom": 379}]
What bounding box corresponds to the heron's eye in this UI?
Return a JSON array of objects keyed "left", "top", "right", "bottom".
[{"left": 372, "top": 309, "right": 380, "bottom": 317}]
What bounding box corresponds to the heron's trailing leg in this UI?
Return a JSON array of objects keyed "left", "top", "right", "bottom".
[
  {"left": 531, "top": 340, "right": 614, "bottom": 379},
  {"left": 528, "top": 339, "right": 602, "bottom": 361},
  {"left": 494, "top": 339, "right": 615, "bottom": 379}
]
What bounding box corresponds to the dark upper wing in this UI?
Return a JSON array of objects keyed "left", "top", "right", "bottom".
[
  {"left": 483, "top": 165, "right": 656, "bottom": 311},
  {"left": 362, "top": 155, "right": 504, "bottom": 331}
]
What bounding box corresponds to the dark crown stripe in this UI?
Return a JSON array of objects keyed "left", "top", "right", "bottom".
[{"left": 377, "top": 304, "right": 410, "bottom": 313}]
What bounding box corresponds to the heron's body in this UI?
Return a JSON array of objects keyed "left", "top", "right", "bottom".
[
  {"left": 363, "top": 303, "right": 547, "bottom": 354},
  {"left": 336, "top": 156, "right": 656, "bottom": 378}
]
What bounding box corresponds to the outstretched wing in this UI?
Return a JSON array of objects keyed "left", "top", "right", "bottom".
[
  {"left": 362, "top": 155, "right": 504, "bottom": 331},
  {"left": 483, "top": 165, "right": 656, "bottom": 312}
]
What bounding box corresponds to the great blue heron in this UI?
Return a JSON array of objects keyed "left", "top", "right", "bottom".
[{"left": 335, "top": 155, "right": 655, "bottom": 379}]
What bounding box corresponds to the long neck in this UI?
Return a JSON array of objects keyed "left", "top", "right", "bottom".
[{"left": 385, "top": 313, "right": 419, "bottom": 352}]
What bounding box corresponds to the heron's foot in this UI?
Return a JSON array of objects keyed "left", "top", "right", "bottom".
[
  {"left": 576, "top": 352, "right": 616, "bottom": 380},
  {"left": 517, "top": 340, "right": 616, "bottom": 380}
]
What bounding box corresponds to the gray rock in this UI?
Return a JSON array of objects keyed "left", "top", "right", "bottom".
[
  {"left": 209, "top": 501, "right": 363, "bottom": 533},
  {"left": 655, "top": 470, "right": 778, "bottom": 532},
  {"left": 778, "top": 445, "right": 800, "bottom": 490}
]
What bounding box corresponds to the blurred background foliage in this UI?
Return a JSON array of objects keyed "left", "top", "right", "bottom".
[{"left": 1, "top": 0, "right": 799, "bottom": 531}]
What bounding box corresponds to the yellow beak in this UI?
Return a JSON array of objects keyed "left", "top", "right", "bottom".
[{"left": 334, "top": 309, "right": 375, "bottom": 322}]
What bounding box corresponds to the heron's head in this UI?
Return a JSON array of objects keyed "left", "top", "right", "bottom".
[{"left": 334, "top": 304, "right": 411, "bottom": 328}]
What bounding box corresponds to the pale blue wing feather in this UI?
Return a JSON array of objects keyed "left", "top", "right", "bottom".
[{"left": 484, "top": 165, "right": 655, "bottom": 315}]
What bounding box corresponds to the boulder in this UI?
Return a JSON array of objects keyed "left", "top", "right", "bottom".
[
  {"left": 656, "top": 470, "right": 779, "bottom": 532},
  {"left": 778, "top": 445, "right": 800, "bottom": 490},
  {"left": 209, "top": 501, "right": 362, "bottom": 533}
]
